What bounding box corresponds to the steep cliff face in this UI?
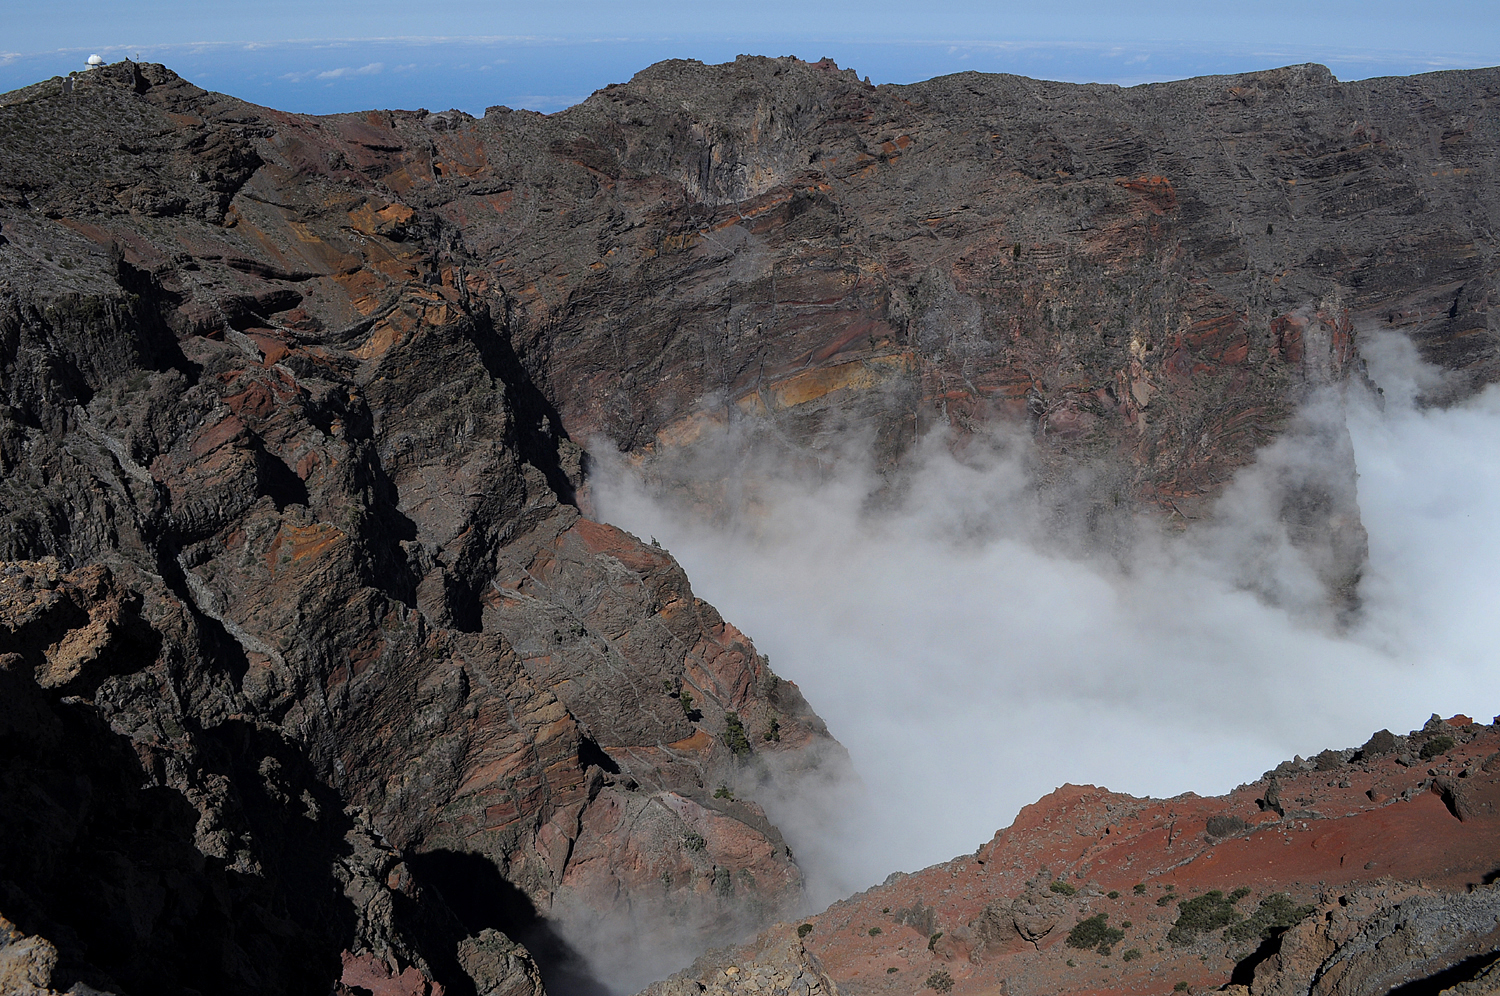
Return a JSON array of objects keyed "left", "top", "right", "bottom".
[
  {"left": 477, "top": 57, "right": 1498, "bottom": 598},
  {"left": 0, "top": 62, "right": 840, "bottom": 995},
  {"left": 649, "top": 716, "right": 1500, "bottom": 996}
]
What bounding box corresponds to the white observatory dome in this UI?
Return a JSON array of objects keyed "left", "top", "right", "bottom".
[{"left": 86, "top": 54, "right": 104, "bottom": 69}]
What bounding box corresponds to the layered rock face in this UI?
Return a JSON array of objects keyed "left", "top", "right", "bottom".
[
  {"left": 657, "top": 716, "right": 1500, "bottom": 996},
  {"left": 0, "top": 62, "right": 838, "bottom": 995},
  {"left": 2, "top": 52, "right": 1499, "bottom": 995},
  {"left": 495, "top": 57, "right": 1499, "bottom": 596}
]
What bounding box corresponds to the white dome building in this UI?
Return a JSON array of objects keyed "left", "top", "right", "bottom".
[{"left": 86, "top": 54, "right": 104, "bottom": 70}]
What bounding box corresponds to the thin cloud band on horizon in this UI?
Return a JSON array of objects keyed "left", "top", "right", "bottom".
[{"left": 11, "top": 34, "right": 1497, "bottom": 76}]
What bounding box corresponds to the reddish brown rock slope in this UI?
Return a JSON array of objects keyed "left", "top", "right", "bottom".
[{"left": 650, "top": 716, "right": 1500, "bottom": 996}]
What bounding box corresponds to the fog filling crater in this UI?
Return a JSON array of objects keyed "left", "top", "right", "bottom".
[{"left": 593, "top": 330, "right": 1500, "bottom": 908}]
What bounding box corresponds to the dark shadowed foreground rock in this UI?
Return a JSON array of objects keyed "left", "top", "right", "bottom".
[{"left": 0, "top": 559, "right": 459, "bottom": 995}]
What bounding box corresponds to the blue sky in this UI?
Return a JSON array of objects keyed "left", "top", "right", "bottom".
[{"left": 3, "top": 1, "right": 1498, "bottom": 114}]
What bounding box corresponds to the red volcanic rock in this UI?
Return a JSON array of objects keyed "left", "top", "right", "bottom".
[
  {"left": 338, "top": 951, "right": 446, "bottom": 996},
  {"left": 664, "top": 719, "right": 1500, "bottom": 995}
]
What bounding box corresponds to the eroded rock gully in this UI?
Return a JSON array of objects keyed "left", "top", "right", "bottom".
[{"left": 1, "top": 54, "right": 1498, "bottom": 995}]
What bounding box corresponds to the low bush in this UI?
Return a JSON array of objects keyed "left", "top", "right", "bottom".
[
  {"left": 1122, "top": 948, "right": 1141, "bottom": 962},
  {"left": 1066, "top": 914, "right": 1125, "bottom": 952},
  {"left": 925, "top": 970, "right": 953, "bottom": 992},
  {"left": 1420, "top": 734, "right": 1456, "bottom": 760},
  {"left": 1050, "top": 880, "right": 1078, "bottom": 896},
  {"left": 1225, "top": 893, "right": 1316, "bottom": 945},
  {"left": 1167, "top": 890, "right": 1244, "bottom": 946},
  {"left": 797, "top": 923, "right": 813, "bottom": 938}
]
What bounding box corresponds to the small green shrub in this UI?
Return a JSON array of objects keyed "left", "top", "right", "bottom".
[
  {"left": 1167, "top": 889, "right": 1246, "bottom": 946},
  {"left": 1050, "top": 879, "right": 1078, "bottom": 896},
  {"left": 1420, "top": 735, "right": 1456, "bottom": 760},
  {"left": 1174, "top": 982, "right": 1189, "bottom": 992},
  {"left": 1156, "top": 894, "right": 1176, "bottom": 906},
  {"left": 887, "top": 967, "right": 898, "bottom": 973},
  {"left": 763, "top": 717, "right": 781, "bottom": 742},
  {"left": 1121, "top": 921, "right": 1132, "bottom": 929},
  {"left": 1133, "top": 883, "right": 1148, "bottom": 895},
  {"left": 1122, "top": 948, "right": 1141, "bottom": 962},
  {"left": 724, "top": 712, "right": 752, "bottom": 754},
  {"left": 714, "top": 784, "right": 733, "bottom": 800},
  {"left": 928, "top": 932, "right": 943, "bottom": 951},
  {"left": 797, "top": 923, "right": 813, "bottom": 938},
  {"left": 679, "top": 689, "right": 694, "bottom": 715},
  {"left": 1066, "top": 914, "right": 1125, "bottom": 952},
  {"left": 1225, "top": 893, "right": 1316, "bottom": 945},
  {"left": 925, "top": 969, "right": 953, "bottom": 992},
  {"left": 1229, "top": 886, "right": 1252, "bottom": 902},
  {"left": 868, "top": 926, "right": 882, "bottom": 936},
  {"left": 1066, "top": 959, "right": 1076, "bottom": 968},
  {"left": 681, "top": 832, "right": 706, "bottom": 852},
  {"left": 1107, "top": 890, "right": 1121, "bottom": 899}
]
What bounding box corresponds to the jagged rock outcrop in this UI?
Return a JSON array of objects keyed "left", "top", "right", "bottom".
[
  {"left": 664, "top": 716, "right": 1500, "bottom": 995},
  {"left": 1241, "top": 882, "right": 1500, "bottom": 996},
  {"left": 0, "top": 559, "right": 459, "bottom": 995},
  {"left": 635, "top": 924, "right": 842, "bottom": 996}
]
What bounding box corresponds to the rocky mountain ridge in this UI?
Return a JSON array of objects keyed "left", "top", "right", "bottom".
[{"left": 1, "top": 53, "right": 1498, "bottom": 995}]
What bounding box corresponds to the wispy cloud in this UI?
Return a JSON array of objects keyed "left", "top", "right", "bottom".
[{"left": 316, "top": 62, "right": 384, "bottom": 79}]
